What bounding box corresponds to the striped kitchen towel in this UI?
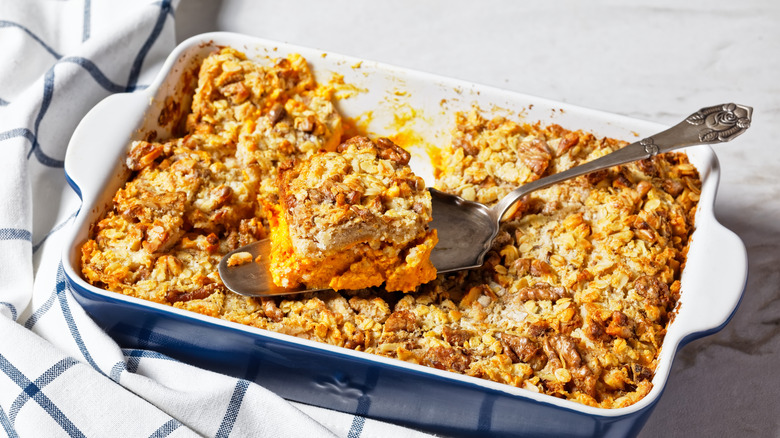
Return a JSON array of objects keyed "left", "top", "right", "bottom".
[{"left": 0, "top": 1, "right": 434, "bottom": 437}]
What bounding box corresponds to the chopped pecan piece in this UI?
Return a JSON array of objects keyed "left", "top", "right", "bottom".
[
  {"left": 556, "top": 132, "right": 580, "bottom": 156},
  {"left": 210, "top": 185, "right": 233, "bottom": 209},
  {"left": 529, "top": 259, "right": 554, "bottom": 277},
  {"left": 424, "top": 346, "right": 471, "bottom": 372},
  {"left": 605, "top": 311, "right": 635, "bottom": 339},
  {"left": 383, "top": 310, "right": 419, "bottom": 333},
  {"left": 344, "top": 328, "right": 367, "bottom": 350},
  {"left": 662, "top": 178, "right": 685, "bottom": 197},
  {"left": 442, "top": 326, "right": 472, "bottom": 347},
  {"left": 238, "top": 218, "right": 266, "bottom": 245},
  {"left": 337, "top": 135, "right": 372, "bottom": 152},
  {"left": 570, "top": 364, "right": 598, "bottom": 397},
  {"left": 453, "top": 136, "right": 481, "bottom": 156},
  {"left": 527, "top": 322, "right": 550, "bottom": 338},
  {"left": 634, "top": 275, "right": 672, "bottom": 308},
  {"left": 521, "top": 138, "right": 552, "bottom": 176},
  {"left": 631, "top": 363, "right": 654, "bottom": 382},
  {"left": 612, "top": 172, "right": 633, "bottom": 190},
  {"left": 261, "top": 298, "right": 284, "bottom": 322},
  {"left": 375, "top": 137, "right": 411, "bottom": 165},
  {"left": 585, "top": 316, "right": 610, "bottom": 342},
  {"left": 548, "top": 334, "right": 582, "bottom": 368},
  {"left": 512, "top": 258, "right": 532, "bottom": 276},
  {"left": 544, "top": 334, "right": 597, "bottom": 396},
  {"left": 585, "top": 169, "right": 609, "bottom": 185},
  {"left": 267, "top": 103, "right": 286, "bottom": 125},
  {"left": 220, "top": 81, "right": 250, "bottom": 104},
  {"left": 515, "top": 282, "right": 570, "bottom": 302},
  {"left": 166, "top": 283, "right": 223, "bottom": 303},
  {"left": 491, "top": 230, "right": 513, "bottom": 249},
  {"left": 636, "top": 157, "right": 658, "bottom": 177},
  {"left": 499, "top": 333, "right": 546, "bottom": 370}
]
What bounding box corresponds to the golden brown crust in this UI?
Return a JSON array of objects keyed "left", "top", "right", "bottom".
[
  {"left": 435, "top": 110, "right": 553, "bottom": 204},
  {"left": 81, "top": 47, "right": 342, "bottom": 306},
  {"left": 429, "top": 111, "right": 699, "bottom": 407},
  {"left": 80, "top": 47, "right": 700, "bottom": 409}
]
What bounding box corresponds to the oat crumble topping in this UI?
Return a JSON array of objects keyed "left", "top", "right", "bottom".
[{"left": 81, "top": 47, "right": 701, "bottom": 409}]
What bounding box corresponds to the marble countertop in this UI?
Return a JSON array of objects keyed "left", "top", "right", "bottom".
[{"left": 177, "top": 1, "right": 780, "bottom": 436}]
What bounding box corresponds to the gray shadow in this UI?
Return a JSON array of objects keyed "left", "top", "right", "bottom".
[{"left": 175, "top": 0, "right": 224, "bottom": 43}]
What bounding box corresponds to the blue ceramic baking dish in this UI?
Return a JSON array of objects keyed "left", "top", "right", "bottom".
[{"left": 62, "top": 32, "right": 747, "bottom": 437}]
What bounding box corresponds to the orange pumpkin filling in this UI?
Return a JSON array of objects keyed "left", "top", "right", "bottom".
[{"left": 266, "top": 136, "right": 438, "bottom": 292}]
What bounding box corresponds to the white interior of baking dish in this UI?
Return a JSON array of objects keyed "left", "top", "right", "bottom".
[{"left": 62, "top": 32, "right": 747, "bottom": 418}]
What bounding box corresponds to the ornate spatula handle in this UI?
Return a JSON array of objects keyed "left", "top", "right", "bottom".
[{"left": 645, "top": 103, "right": 753, "bottom": 155}]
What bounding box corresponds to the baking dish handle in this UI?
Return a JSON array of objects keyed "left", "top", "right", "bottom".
[
  {"left": 677, "top": 217, "right": 747, "bottom": 343},
  {"left": 65, "top": 91, "right": 149, "bottom": 202}
]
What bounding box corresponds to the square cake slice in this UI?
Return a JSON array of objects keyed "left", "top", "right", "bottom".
[{"left": 266, "top": 136, "right": 438, "bottom": 292}]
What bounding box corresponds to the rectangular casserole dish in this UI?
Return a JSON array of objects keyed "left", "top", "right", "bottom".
[{"left": 62, "top": 32, "right": 747, "bottom": 437}]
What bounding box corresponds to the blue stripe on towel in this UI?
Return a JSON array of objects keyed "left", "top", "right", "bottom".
[
  {"left": 59, "top": 57, "right": 133, "bottom": 93},
  {"left": 110, "top": 349, "right": 181, "bottom": 381},
  {"left": 23, "top": 288, "right": 56, "bottom": 330},
  {"left": 148, "top": 419, "right": 181, "bottom": 438},
  {"left": 126, "top": 0, "right": 172, "bottom": 90},
  {"left": 23, "top": 264, "right": 105, "bottom": 374},
  {"left": 347, "top": 415, "right": 366, "bottom": 438},
  {"left": 346, "top": 397, "right": 369, "bottom": 438},
  {"left": 36, "top": 68, "right": 56, "bottom": 140},
  {"left": 0, "top": 354, "right": 85, "bottom": 437},
  {"left": 0, "top": 128, "right": 35, "bottom": 143},
  {"left": 0, "top": 127, "right": 38, "bottom": 148},
  {"left": 0, "top": 20, "right": 62, "bottom": 59},
  {"left": 9, "top": 358, "right": 80, "bottom": 423},
  {"left": 0, "top": 404, "right": 19, "bottom": 438},
  {"left": 5, "top": 6, "right": 166, "bottom": 169},
  {"left": 0, "top": 302, "right": 18, "bottom": 321},
  {"left": 0, "top": 228, "right": 32, "bottom": 242},
  {"left": 124, "top": 348, "right": 179, "bottom": 374},
  {"left": 24, "top": 54, "right": 152, "bottom": 168},
  {"left": 215, "top": 379, "right": 249, "bottom": 438},
  {"left": 26, "top": 67, "right": 63, "bottom": 167},
  {"left": 0, "top": 127, "right": 60, "bottom": 169},
  {"left": 109, "top": 361, "right": 126, "bottom": 382},
  {"left": 55, "top": 264, "right": 101, "bottom": 371},
  {"left": 347, "top": 371, "right": 377, "bottom": 438}
]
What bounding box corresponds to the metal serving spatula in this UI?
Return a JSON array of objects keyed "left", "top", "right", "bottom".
[{"left": 218, "top": 103, "right": 752, "bottom": 297}]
